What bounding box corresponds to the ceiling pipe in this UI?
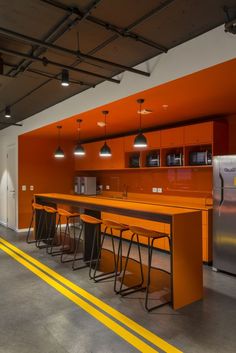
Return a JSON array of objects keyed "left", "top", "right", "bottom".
[
  {"left": 40, "top": 0, "right": 172, "bottom": 52},
  {"left": 0, "top": 27, "right": 150, "bottom": 77},
  {"left": 0, "top": 47, "right": 120, "bottom": 84}
]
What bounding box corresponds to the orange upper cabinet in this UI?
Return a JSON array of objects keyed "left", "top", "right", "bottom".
[
  {"left": 160, "top": 127, "right": 184, "bottom": 147},
  {"left": 124, "top": 131, "right": 160, "bottom": 151},
  {"left": 184, "top": 122, "right": 213, "bottom": 145}
]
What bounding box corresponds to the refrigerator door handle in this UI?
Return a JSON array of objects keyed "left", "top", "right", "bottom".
[{"left": 219, "top": 172, "right": 224, "bottom": 206}]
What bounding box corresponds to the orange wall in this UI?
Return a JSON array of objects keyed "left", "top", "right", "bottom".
[
  {"left": 18, "top": 135, "right": 74, "bottom": 229},
  {"left": 227, "top": 115, "right": 236, "bottom": 154}
]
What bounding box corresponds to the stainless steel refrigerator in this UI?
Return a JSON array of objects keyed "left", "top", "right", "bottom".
[{"left": 213, "top": 155, "right": 236, "bottom": 275}]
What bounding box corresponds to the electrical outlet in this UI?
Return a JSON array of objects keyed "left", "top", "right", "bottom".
[
  {"left": 152, "top": 187, "right": 158, "bottom": 193},
  {"left": 30, "top": 185, "right": 34, "bottom": 191},
  {"left": 22, "top": 185, "right": 26, "bottom": 191},
  {"left": 98, "top": 185, "right": 103, "bottom": 191},
  {"left": 157, "top": 188, "right": 163, "bottom": 193},
  {"left": 106, "top": 185, "right": 110, "bottom": 190}
]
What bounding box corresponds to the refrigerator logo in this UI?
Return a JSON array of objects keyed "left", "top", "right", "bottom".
[{"left": 224, "top": 168, "right": 236, "bottom": 172}]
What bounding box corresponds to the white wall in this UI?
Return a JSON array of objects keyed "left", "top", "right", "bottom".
[{"left": 0, "top": 25, "right": 236, "bottom": 229}]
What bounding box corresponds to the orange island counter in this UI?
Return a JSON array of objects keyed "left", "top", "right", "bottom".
[{"left": 34, "top": 193, "right": 203, "bottom": 310}]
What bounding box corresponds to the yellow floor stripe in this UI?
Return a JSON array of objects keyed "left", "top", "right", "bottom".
[
  {"left": 0, "top": 237, "right": 182, "bottom": 353},
  {"left": 0, "top": 243, "right": 159, "bottom": 353}
]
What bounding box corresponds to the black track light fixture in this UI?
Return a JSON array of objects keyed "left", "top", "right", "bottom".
[
  {"left": 54, "top": 125, "right": 65, "bottom": 158},
  {"left": 99, "top": 110, "right": 112, "bottom": 157},
  {"left": 74, "top": 119, "right": 85, "bottom": 156},
  {"left": 61, "top": 69, "right": 69, "bottom": 87},
  {"left": 5, "top": 106, "right": 11, "bottom": 118},
  {"left": 133, "top": 98, "right": 148, "bottom": 148}
]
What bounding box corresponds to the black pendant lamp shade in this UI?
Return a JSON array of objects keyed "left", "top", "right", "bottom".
[
  {"left": 133, "top": 98, "right": 148, "bottom": 148},
  {"left": 74, "top": 119, "right": 85, "bottom": 156},
  {"left": 5, "top": 106, "right": 11, "bottom": 118},
  {"left": 99, "top": 110, "right": 112, "bottom": 157},
  {"left": 61, "top": 69, "right": 69, "bottom": 86},
  {"left": 54, "top": 125, "right": 65, "bottom": 158}
]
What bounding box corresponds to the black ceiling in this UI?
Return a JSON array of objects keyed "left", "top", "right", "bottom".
[{"left": 0, "top": 0, "right": 235, "bottom": 130}]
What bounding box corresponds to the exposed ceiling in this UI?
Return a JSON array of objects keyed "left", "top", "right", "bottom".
[
  {"left": 23, "top": 58, "right": 236, "bottom": 142},
  {"left": 0, "top": 0, "right": 236, "bottom": 130}
]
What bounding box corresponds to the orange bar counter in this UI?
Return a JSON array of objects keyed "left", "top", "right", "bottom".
[{"left": 35, "top": 193, "right": 203, "bottom": 310}]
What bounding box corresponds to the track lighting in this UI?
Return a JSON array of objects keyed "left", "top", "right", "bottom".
[
  {"left": 74, "top": 119, "right": 85, "bottom": 156},
  {"left": 61, "top": 69, "right": 69, "bottom": 86},
  {"left": 5, "top": 106, "right": 11, "bottom": 118},
  {"left": 54, "top": 126, "right": 65, "bottom": 158},
  {"left": 133, "top": 98, "right": 147, "bottom": 148},
  {"left": 99, "top": 110, "right": 112, "bottom": 157}
]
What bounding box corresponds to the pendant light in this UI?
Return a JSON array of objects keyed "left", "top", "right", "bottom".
[
  {"left": 74, "top": 119, "right": 85, "bottom": 156},
  {"left": 133, "top": 98, "right": 148, "bottom": 148},
  {"left": 61, "top": 69, "right": 69, "bottom": 86},
  {"left": 99, "top": 110, "right": 112, "bottom": 157},
  {"left": 54, "top": 126, "right": 65, "bottom": 158},
  {"left": 5, "top": 106, "right": 11, "bottom": 118}
]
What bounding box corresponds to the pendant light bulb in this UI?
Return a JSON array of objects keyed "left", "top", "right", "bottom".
[
  {"left": 99, "top": 110, "right": 112, "bottom": 157},
  {"left": 133, "top": 98, "right": 148, "bottom": 148},
  {"left": 5, "top": 106, "right": 11, "bottom": 118},
  {"left": 61, "top": 69, "right": 69, "bottom": 86},
  {"left": 74, "top": 119, "right": 85, "bottom": 156},
  {"left": 54, "top": 125, "right": 65, "bottom": 158}
]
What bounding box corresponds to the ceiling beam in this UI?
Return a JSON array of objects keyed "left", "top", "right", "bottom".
[
  {"left": 0, "top": 47, "right": 120, "bottom": 83},
  {"left": 0, "top": 27, "right": 150, "bottom": 77},
  {"left": 40, "top": 0, "right": 173, "bottom": 52}
]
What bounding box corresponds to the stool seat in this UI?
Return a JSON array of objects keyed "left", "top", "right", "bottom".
[
  {"left": 57, "top": 208, "right": 80, "bottom": 218},
  {"left": 80, "top": 214, "right": 102, "bottom": 225},
  {"left": 44, "top": 206, "right": 57, "bottom": 214},
  {"left": 129, "top": 226, "right": 168, "bottom": 239},
  {"left": 102, "top": 219, "right": 129, "bottom": 231},
  {"left": 32, "top": 203, "right": 44, "bottom": 210}
]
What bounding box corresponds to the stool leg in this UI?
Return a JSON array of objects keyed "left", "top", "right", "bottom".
[
  {"left": 119, "top": 233, "right": 145, "bottom": 296},
  {"left": 61, "top": 219, "right": 72, "bottom": 263},
  {"left": 114, "top": 229, "right": 123, "bottom": 293},
  {"left": 91, "top": 227, "right": 117, "bottom": 282},
  {"left": 72, "top": 221, "right": 87, "bottom": 270},
  {"left": 89, "top": 225, "right": 100, "bottom": 279},
  {"left": 36, "top": 211, "right": 48, "bottom": 249},
  {"left": 48, "top": 215, "right": 62, "bottom": 255},
  {"left": 26, "top": 210, "right": 35, "bottom": 243},
  {"left": 145, "top": 237, "right": 171, "bottom": 311}
]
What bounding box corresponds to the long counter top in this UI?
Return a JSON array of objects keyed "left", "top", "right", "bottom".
[{"left": 35, "top": 193, "right": 199, "bottom": 222}]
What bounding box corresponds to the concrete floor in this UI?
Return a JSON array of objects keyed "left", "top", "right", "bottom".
[{"left": 0, "top": 225, "right": 236, "bottom": 353}]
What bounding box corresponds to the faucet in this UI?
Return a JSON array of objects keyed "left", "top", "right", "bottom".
[{"left": 122, "top": 184, "right": 128, "bottom": 198}]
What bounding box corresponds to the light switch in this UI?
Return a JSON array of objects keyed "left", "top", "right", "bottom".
[
  {"left": 22, "top": 185, "right": 26, "bottom": 191},
  {"left": 30, "top": 185, "right": 34, "bottom": 191},
  {"left": 106, "top": 185, "right": 110, "bottom": 190}
]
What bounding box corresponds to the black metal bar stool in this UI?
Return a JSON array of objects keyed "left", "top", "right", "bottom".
[
  {"left": 119, "top": 225, "right": 171, "bottom": 312},
  {"left": 26, "top": 202, "right": 44, "bottom": 244},
  {"left": 58, "top": 208, "right": 81, "bottom": 263},
  {"left": 91, "top": 219, "right": 129, "bottom": 284},
  {"left": 36, "top": 206, "right": 57, "bottom": 249},
  {"left": 72, "top": 214, "right": 102, "bottom": 272}
]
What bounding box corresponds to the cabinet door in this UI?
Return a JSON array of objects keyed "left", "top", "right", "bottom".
[
  {"left": 161, "top": 127, "right": 184, "bottom": 147},
  {"left": 184, "top": 122, "right": 213, "bottom": 145}
]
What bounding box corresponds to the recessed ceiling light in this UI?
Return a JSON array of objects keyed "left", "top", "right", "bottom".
[
  {"left": 137, "top": 109, "right": 153, "bottom": 115},
  {"left": 97, "top": 121, "right": 106, "bottom": 127}
]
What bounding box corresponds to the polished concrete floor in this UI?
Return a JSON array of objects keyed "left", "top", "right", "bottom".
[{"left": 0, "top": 225, "right": 236, "bottom": 353}]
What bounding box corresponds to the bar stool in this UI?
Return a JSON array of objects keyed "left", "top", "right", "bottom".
[
  {"left": 36, "top": 206, "right": 57, "bottom": 249},
  {"left": 91, "top": 219, "right": 129, "bottom": 285},
  {"left": 57, "top": 208, "right": 81, "bottom": 263},
  {"left": 119, "top": 225, "right": 171, "bottom": 312},
  {"left": 26, "top": 202, "right": 44, "bottom": 244},
  {"left": 72, "top": 214, "right": 102, "bottom": 271}
]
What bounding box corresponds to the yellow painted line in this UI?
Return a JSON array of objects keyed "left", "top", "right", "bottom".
[
  {"left": 0, "top": 243, "right": 159, "bottom": 353},
  {"left": 0, "top": 237, "right": 182, "bottom": 353}
]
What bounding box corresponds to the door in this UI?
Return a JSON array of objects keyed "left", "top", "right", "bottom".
[
  {"left": 213, "top": 155, "right": 236, "bottom": 274},
  {"left": 7, "top": 144, "right": 16, "bottom": 230}
]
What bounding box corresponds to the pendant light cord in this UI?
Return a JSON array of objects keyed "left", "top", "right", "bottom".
[{"left": 139, "top": 101, "right": 142, "bottom": 132}]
